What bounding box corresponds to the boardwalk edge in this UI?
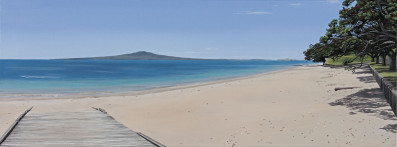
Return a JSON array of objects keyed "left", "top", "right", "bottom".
[{"left": 0, "top": 107, "right": 33, "bottom": 145}]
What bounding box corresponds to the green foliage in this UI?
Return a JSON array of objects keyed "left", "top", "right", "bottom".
[
  {"left": 304, "top": 0, "right": 397, "bottom": 70},
  {"left": 304, "top": 43, "right": 328, "bottom": 63}
]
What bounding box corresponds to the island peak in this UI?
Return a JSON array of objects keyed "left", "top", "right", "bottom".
[{"left": 62, "top": 51, "right": 195, "bottom": 60}]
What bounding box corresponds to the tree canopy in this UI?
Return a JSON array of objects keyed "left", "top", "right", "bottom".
[{"left": 304, "top": 0, "right": 397, "bottom": 70}]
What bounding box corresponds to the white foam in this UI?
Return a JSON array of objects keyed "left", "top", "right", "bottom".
[{"left": 20, "top": 75, "right": 60, "bottom": 79}]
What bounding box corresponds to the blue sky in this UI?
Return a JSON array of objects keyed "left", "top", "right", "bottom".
[{"left": 1, "top": 0, "right": 343, "bottom": 59}]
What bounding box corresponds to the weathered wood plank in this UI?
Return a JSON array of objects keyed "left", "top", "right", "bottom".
[
  {"left": 1, "top": 109, "right": 162, "bottom": 147},
  {"left": 0, "top": 107, "right": 33, "bottom": 144}
]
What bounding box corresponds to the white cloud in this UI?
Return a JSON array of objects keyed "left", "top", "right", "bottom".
[
  {"left": 184, "top": 51, "right": 203, "bottom": 54},
  {"left": 289, "top": 3, "right": 302, "bottom": 6},
  {"left": 325, "top": 0, "right": 339, "bottom": 4},
  {"left": 234, "top": 11, "right": 272, "bottom": 15},
  {"left": 204, "top": 47, "right": 218, "bottom": 51}
]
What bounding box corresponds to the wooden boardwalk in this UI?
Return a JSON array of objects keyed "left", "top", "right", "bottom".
[{"left": 0, "top": 108, "right": 164, "bottom": 147}]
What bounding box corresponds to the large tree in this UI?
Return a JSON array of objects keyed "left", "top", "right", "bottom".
[
  {"left": 305, "top": 0, "right": 397, "bottom": 70},
  {"left": 340, "top": 0, "right": 397, "bottom": 70},
  {"left": 304, "top": 19, "right": 366, "bottom": 64}
]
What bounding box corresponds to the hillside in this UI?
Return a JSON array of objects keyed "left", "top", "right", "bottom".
[{"left": 64, "top": 51, "right": 194, "bottom": 60}]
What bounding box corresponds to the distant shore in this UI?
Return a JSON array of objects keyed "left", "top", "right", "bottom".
[{"left": 0, "top": 65, "right": 395, "bottom": 146}]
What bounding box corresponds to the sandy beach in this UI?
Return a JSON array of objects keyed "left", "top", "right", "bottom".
[{"left": 0, "top": 65, "right": 395, "bottom": 146}]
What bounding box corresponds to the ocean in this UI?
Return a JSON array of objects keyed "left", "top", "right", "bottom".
[{"left": 0, "top": 59, "right": 310, "bottom": 97}]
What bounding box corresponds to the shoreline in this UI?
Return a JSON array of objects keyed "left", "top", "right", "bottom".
[
  {"left": 0, "top": 65, "right": 395, "bottom": 146},
  {"left": 0, "top": 64, "right": 306, "bottom": 101}
]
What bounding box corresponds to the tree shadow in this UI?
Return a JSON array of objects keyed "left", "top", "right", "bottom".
[
  {"left": 356, "top": 76, "right": 376, "bottom": 83},
  {"left": 322, "top": 64, "right": 345, "bottom": 69},
  {"left": 329, "top": 65, "right": 397, "bottom": 133},
  {"left": 380, "top": 124, "right": 397, "bottom": 133},
  {"left": 329, "top": 88, "right": 396, "bottom": 121},
  {"left": 353, "top": 67, "right": 372, "bottom": 74},
  {"left": 384, "top": 77, "right": 397, "bottom": 88}
]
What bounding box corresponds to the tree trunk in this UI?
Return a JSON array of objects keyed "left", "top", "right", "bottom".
[
  {"left": 389, "top": 52, "right": 396, "bottom": 71},
  {"left": 360, "top": 56, "right": 365, "bottom": 67},
  {"left": 371, "top": 56, "right": 375, "bottom": 62},
  {"left": 376, "top": 56, "right": 380, "bottom": 64},
  {"left": 382, "top": 54, "right": 387, "bottom": 66}
]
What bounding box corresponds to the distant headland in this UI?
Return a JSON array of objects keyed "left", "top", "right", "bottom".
[{"left": 62, "top": 51, "right": 196, "bottom": 60}]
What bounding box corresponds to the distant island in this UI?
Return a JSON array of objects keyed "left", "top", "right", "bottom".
[
  {"left": 63, "top": 51, "right": 195, "bottom": 60},
  {"left": 61, "top": 51, "right": 303, "bottom": 61},
  {"left": 277, "top": 58, "right": 302, "bottom": 61}
]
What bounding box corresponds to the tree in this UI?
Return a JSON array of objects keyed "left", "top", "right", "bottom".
[
  {"left": 340, "top": 0, "right": 397, "bottom": 70},
  {"left": 304, "top": 43, "right": 328, "bottom": 64},
  {"left": 303, "top": 19, "right": 367, "bottom": 64},
  {"left": 304, "top": 0, "right": 397, "bottom": 69}
]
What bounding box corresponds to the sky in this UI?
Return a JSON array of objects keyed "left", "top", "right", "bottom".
[{"left": 1, "top": 0, "right": 344, "bottom": 60}]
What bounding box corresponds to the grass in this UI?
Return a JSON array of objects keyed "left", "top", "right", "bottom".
[
  {"left": 325, "top": 55, "right": 372, "bottom": 65},
  {"left": 326, "top": 54, "right": 396, "bottom": 87},
  {"left": 370, "top": 63, "right": 397, "bottom": 87}
]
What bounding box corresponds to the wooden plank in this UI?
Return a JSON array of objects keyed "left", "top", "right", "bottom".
[
  {"left": 1, "top": 108, "right": 163, "bottom": 147},
  {"left": 137, "top": 132, "right": 167, "bottom": 147},
  {"left": 0, "top": 107, "right": 33, "bottom": 144}
]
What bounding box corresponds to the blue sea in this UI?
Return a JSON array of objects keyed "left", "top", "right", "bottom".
[{"left": 0, "top": 59, "right": 310, "bottom": 97}]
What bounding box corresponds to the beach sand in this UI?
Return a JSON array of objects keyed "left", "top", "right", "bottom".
[{"left": 0, "top": 65, "right": 395, "bottom": 146}]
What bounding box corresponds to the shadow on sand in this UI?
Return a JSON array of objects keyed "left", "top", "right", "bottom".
[
  {"left": 352, "top": 67, "right": 372, "bottom": 74},
  {"left": 380, "top": 124, "right": 397, "bottom": 133},
  {"left": 356, "top": 76, "right": 376, "bottom": 83},
  {"left": 329, "top": 88, "right": 395, "bottom": 120},
  {"left": 329, "top": 88, "right": 397, "bottom": 132},
  {"left": 329, "top": 68, "right": 397, "bottom": 132}
]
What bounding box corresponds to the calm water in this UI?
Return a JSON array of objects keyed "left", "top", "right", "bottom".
[{"left": 0, "top": 59, "right": 309, "bottom": 95}]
